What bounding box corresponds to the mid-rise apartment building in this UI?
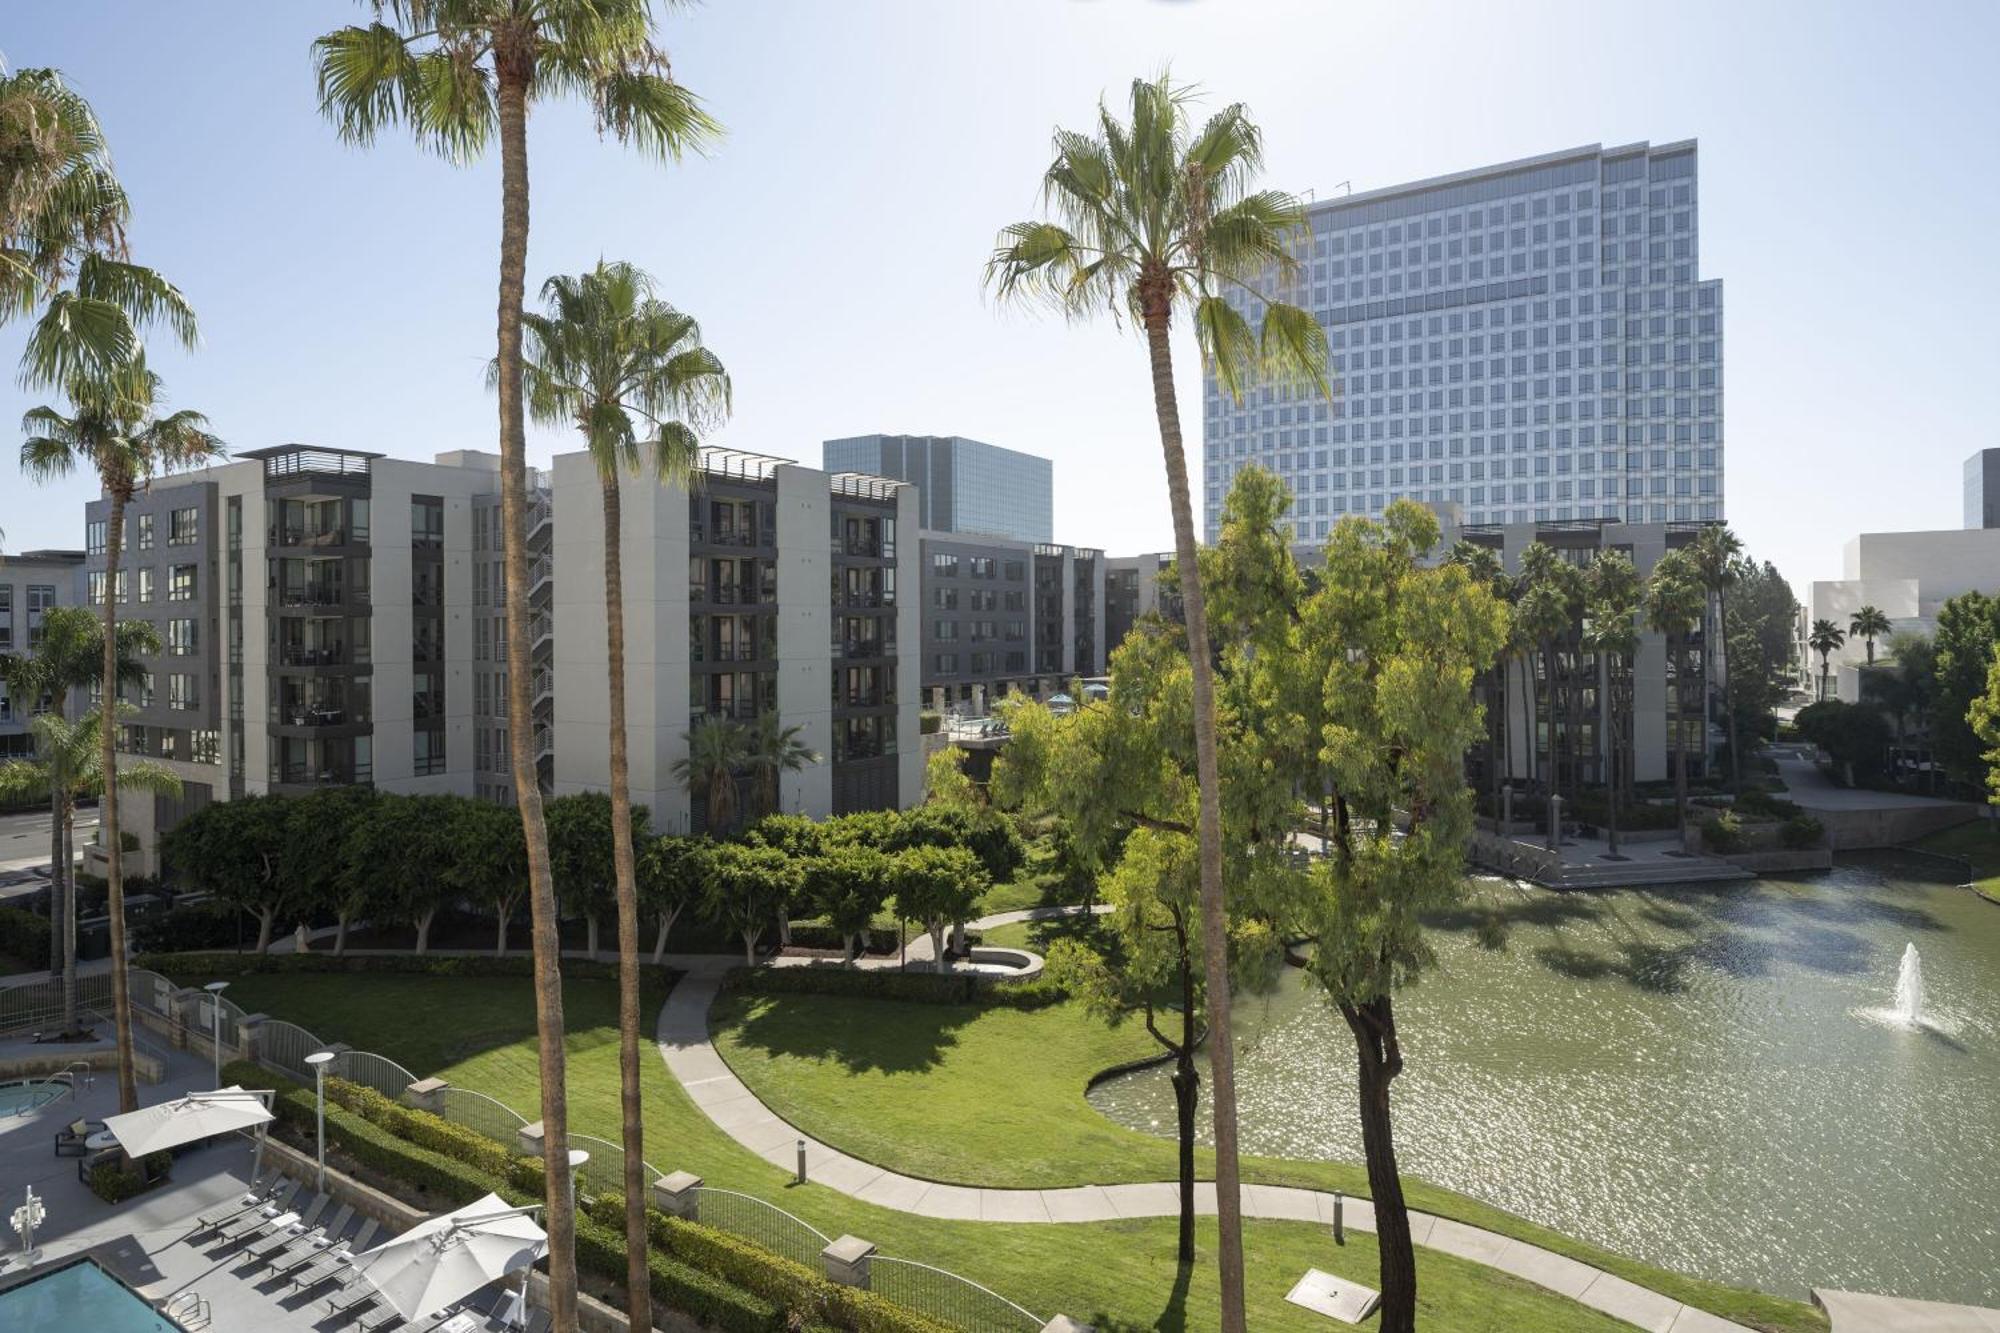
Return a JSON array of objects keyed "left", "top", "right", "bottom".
[
  {"left": 0, "top": 549, "right": 88, "bottom": 757},
  {"left": 920, "top": 533, "right": 1103, "bottom": 711},
  {"left": 87, "top": 444, "right": 922, "bottom": 869},
  {"left": 1103, "top": 552, "right": 1178, "bottom": 661},
  {"left": 1204, "top": 141, "right": 1725, "bottom": 546},
  {"left": 824, "top": 434, "right": 1053, "bottom": 545}
]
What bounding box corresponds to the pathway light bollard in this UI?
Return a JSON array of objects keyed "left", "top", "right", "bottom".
[
  {"left": 796, "top": 1139, "right": 807, "bottom": 1185},
  {"left": 1332, "top": 1190, "right": 1344, "bottom": 1245},
  {"left": 306, "top": 1050, "right": 336, "bottom": 1193},
  {"left": 204, "top": 980, "right": 230, "bottom": 1088},
  {"left": 1547, "top": 794, "right": 1564, "bottom": 854}
]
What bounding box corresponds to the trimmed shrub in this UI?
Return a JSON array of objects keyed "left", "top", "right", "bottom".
[
  {"left": 918, "top": 711, "right": 941, "bottom": 735},
  {"left": 139, "top": 950, "right": 661, "bottom": 987},
  {"left": 723, "top": 961, "right": 1066, "bottom": 1010},
  {"left": 1781, "top": 815, "right": 1825, "bottom": 849},
  {"left": 1701, "top": 810, "right": 1745, "bottom": 853},
  {"left": 87, "top": 1151, "right": 171, "bottom": 1203},
  {"left": 130, "top": 900, "right": 245, "bottom": 955},
  {"left": 1733, "top": 789, "right": 1806, "bottom": 820},
  {"left": 0, "top": 905, "right": 51, "bottom": 965},
  {"left": 781, "top": 923, "right": 895, "bottom": 956}
]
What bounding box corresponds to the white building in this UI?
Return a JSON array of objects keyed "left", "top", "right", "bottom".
[{"left": 1808, "top": 526, "right": 2000, "bottom": 701}]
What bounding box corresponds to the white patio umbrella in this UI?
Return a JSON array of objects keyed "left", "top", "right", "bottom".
[
  {"left": 100, "top": 1086, "right": 274, "bottom": 1157},
  {"left": 352, "top": 1193, "right": 546, "bottom": 1320}
]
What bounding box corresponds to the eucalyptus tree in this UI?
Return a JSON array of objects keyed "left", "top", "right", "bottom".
[
  {"left": 1582, "top": 552, "right": 1642, "bottom": 854},
  {"left": 0, "top": 706, "right": 178, "bottom": 1033},
  {"left": 1, "top": 65, "right": 198, "bottom": 388},
  {"left": 314, "top": 8, "right": 716, "bottom": 1319},
  {"left": 985, "top": 76, "right": 1329, "bottom": 1319},
  {"left": 19, "top": 371, "right": 221, "bottom": 1114},
  {"left": 1689, "top": 525, "right": 1745, "bottom": 783},
  {"left": 1849, "top": 604, "right": 1891, "bottom": 666},
  {"left": 515, "top": 260, "right": 727, "bottom": 1285},
  {"left": 1807, "top": 618, "right": 1847, "bottom": 703},
  {"left": 1647, "top": 550, "right": 1708, "bottom": 833},
  {"left": 0, "top": 605, "right": 153, "bottom": 982}
]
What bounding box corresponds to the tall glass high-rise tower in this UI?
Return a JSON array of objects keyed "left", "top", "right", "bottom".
[{"left": 1202, "top": 141, "right": 1724, "bottom": 544}]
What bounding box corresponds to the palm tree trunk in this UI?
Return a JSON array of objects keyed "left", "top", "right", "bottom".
[
  {"left": 1670, "top": 636, "right": 1688, "bottom": 834},
  {"left": 100, "top": 486, "right": 137, "bottom": 1114},
  {"left": 1601, "top": 655, "right": 1620, "bottom": 856},
  {"left": 598, "top": 471, "right": 652, "bottom": 1333},
  {"left": 493, "top": 57, "right": 577, "bottom": 1333},
  {"left": 1141, "top": 303, "right": 1246, "bottom": 1329},
  {"left": 47, "top": 789, "right": 62, "bottom": 979},
  {"left": 1718, "top": 588, "right": 1741, "bottom": 786},
  {"left": 59, "top": 795, "right": 77, "bottom": 1033}
]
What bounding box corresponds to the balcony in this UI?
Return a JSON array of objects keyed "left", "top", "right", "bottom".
[
  {"left": 833, "top": 637, "right": 886, "bottom": 660},
  {"left": 837, "top": 690, "right": 894, "bottom": 709},
  {"left": 278, "top": 584, "right": 367, "bottom": 609},
  {"left": 277, "top": 704, "right": 362, "bottom": 729},
  {"left": 834, "top": 535, "right": 884, "bottom": 558},
  {"left": 690, "top": 702, "right": 763, "bottom": 726},
  {"left": 280, "top": 643, "right": 350, "bottom": 668},
  {"left": 705, "top": 642, "right": 767, "bottom": 664},
  {"left": 271, "top": 525, "right": 351, "bottom": 550},
  {"left": 528, "top": 557, "right": 553, "bottom": 603}
]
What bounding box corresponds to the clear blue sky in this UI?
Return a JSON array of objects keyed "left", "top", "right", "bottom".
[{"left": 4, "top": 0, "right": 1997, "bottom": 600}]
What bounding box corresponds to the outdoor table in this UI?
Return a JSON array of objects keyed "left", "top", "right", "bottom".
[{"left": 85, "top": 1131, "right": 118, "bottom": 1151}]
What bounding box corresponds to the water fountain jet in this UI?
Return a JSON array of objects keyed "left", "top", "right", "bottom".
[{"left": 1893, "top": 942, "right": 1924, "bottom": 1028}]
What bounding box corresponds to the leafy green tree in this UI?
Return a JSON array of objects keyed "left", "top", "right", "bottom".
[
  {"left": 448, "top": 798, "right": 528, "bottom": 957},
  {"left": 1967, "top": 654, "right": 2000, "bottom": 809},
  {"left": 1849, "top": 604, "right": 1892, "bottom": 665},
  {"left": 924, "top": 743, "right": 980, "bottom": 807},
  {"left": 745, "top": 812, "right": 824, "bottom": 860},
  {"left": 639, "top": 835, "right": 709, "bottom": 964},
  {"left": 546, "top": 791, "right": 646, "bottom": 960},
  {"left": 674, "top": 715, "right": 746, "bottom": 835},
  {"left": 1808, "top": 617, "right": 1846, "bottom": 702},
  {"left": 161, "top": 796, "right": 291, "bottom": 953},
  {"left": 1689, "top": 525, "right": 1745, "bottom": 784},
  {"left": 1582, "top": 552, "right": 1641, "bottom": 854},
  {"left": 0, "top": 606, "right": 155, "bottom": 979},
  {"left": 1647, "top": 551, "right": 1708, "bottom": 833},
  {"left": 0, "top": 706, "right": 177, "bottom": 1032},
  {"left": 1272, "top": 500, "right": 1508, "bottom": 1333},
  {"left": 314, "top": 8, "right": 716, "bottom": 1320},
  {"left": 1, "top": 65, "right": 199, "bottom": 389},
  {"left": 289, "top": 787, "right": 379, "bottom": 955},
  {"left": 985, "top": 74, "right": 1330, "bottom": 1320},
  {"left": 1796, "top": 700, "right": 1893, "bottom": 786},
  {"left": 1929, "top": 591, "right": 2000, "bottom": 791},
  {"left": 802, "top": 843, "right": 892, "bottom": 965},
  {"left": 1862, "top": 631, "right": 1936, "bottom": 784},
  {"left": 20, "top": 369, "right": 221, "bottom": 1113},
  {"left": 1721, "top": 558, "right": 1799, "bottom": 765},
  {"left": 701, "top": 841, "right": 800, "bottom": 968},
  {"left": 889, "top": 844, "right": 986, "bottom": 975}
]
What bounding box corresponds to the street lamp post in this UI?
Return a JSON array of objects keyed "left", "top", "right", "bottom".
[
  {"left": 305, "top": 1051, "right": 336, "bottom": 1192},
  {"left": 565, "top": 1148, "right": 590, "bottom": 1273},
  {"left": 203, "top": 980, "right": 229, "bottom": 1088}
]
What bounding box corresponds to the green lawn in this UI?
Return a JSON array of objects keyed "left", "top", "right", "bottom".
[
  {"left": 210, "top": 970, "right": 1670, "bottom": 1332},
  {"left": 1911, "top": 819, "right": 2000, "bottom": 901}
]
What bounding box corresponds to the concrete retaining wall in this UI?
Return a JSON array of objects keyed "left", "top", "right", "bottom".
[{"left": 1813, "top": 803, "right": 1983, "bottom": 851}]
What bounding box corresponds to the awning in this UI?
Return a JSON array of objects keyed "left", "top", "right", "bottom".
[
  {"left": 100, "top": 1086, "right": 274, "bottom": 1157},
  {"left": 352, "top": 1193, "right": 546, "bottom": 1320}
]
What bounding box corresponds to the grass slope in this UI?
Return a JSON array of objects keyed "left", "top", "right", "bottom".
[{"left": 215, "top": 970, "right": 1643, "bottom": 1332}]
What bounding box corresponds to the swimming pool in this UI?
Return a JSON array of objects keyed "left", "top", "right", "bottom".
[
  {"left": 0, "top": 1078, "right": 65, "bottom": 1117},
  {"left": 0, "top": 1258, "right": 179, "bottom": 1332}
]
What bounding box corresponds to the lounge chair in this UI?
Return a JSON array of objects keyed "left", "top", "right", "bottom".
[
  {"left": 216, "top": 1180, "right": 301, "bottom": 1244},
  {"left": 54, "top": 1118, "right": 106, "bottom": 1157},
  {"left": 241, "top": 1193, "right": 328, "bottom": 1263},
  {"left": 264, "top": 1203, "right": 352, "bottom": 1276},
  {"left": 187, "top": 1179, "right": 281, "bottom": 1239},
  {"left": 355, "top": 1305, "right": 406, "bottom": 1333},
  {"left": 292, "top": 1219, "right": 376, "bottom": 1293},
  {"left": 328, "top": 1280, "right": 379, "bottom": 1316}
]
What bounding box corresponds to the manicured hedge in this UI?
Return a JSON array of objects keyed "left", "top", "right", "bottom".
[
  {"left": 723, "top": 961, "right": 1066, "bottom": 1010},
  {"left": 140, "top": 950, "right": 662, "bottom": 987},
  {"left": 228, "top": 1061, "right": 785, "bottom": 1332},
  {"left": 0, "top": 905, "right": 50, "bottom": 966}
]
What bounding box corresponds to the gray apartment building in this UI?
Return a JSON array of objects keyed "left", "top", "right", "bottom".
[
  {"left": 0, "top": 549, "right": 88, "bottom": 758},
  {"left": 921, "top": 534, "right": 1103, "bottom": 711},
  {"left": 81, "top": 443, "right": 922, "bottom": 869},
  {"left": 1103, "top": 552, "right": 1178, "bottom": 660},
  {"left": 1203, "top": 141, "right": 1725, "bottom": 546},
  {"left": 824, "top": 434, "right": 1052, "bottom": 545}
]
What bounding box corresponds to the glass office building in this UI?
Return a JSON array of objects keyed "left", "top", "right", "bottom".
[
  {"left": 1202, "top": 141, "right": 1725, "bottom": 544},
  {"left": 824, "top": 434, "right": 1053, "bottom": 544}
]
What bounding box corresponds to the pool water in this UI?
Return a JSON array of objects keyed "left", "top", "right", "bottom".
[
  {"left": 0, "top": 1080, "right": 64, "bottom": 1117},
  {"left": 0, "top": 1259, "right": 178, "bottom": 1332}
]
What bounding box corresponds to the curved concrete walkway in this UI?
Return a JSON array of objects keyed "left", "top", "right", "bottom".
[{"left": 656, "top": 906, "right": 1752, "bottom": 1333}]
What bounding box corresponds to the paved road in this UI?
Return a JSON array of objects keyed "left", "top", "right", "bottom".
[
  {"left": 1769, "top": 747, "right": 1972, "bottom": 812},
  {"left": 655, "top": 906, "right": 1752, "bottom": 1333},
  {"left": 0, "top": 802, "right": 94, "bottom": 879}
]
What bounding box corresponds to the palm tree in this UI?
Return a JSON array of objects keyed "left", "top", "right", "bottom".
[
  {"left": 986, "top": 75, "right": 1329, "bottom": 1324},
  {"left": 673, "top": 716, "right": 746, "bottom": 836},
  {"left": 1808, "top": 618, "right": 1847, "bottom": 702},
  {"left": 1447, "top": 542, "right": 1510, "bottom": 810},
  {"left": 516, "top": 258, "right": 728, "bottom": 1308},
  {"left": 19, "top": 371, "right": 221, "bottom": 1114},
  {"left": 1516, "top": 543, "right": 1583, "bottom": 824},
  {"left": 744, "top": 711, "right": 817, "bottom": 821},
  {"left": 1850, "top": 604, "right": 1891, "bottom": 665},
  {"left": 314, "top": 9, "right": 715, "bottom": 1324},
  {"left": 1, "top": 65, "right": 199, "bottom": 387},
  {"left": 0, "top": 606, "right": 156, "bottom": 1020},
  {"left": 1646, "top": 551, "right": 1706, "bottom": 835},
  {"left": 0, "top": 706, "right": 179, "bottom": 1033},
  {"left": 1689, "top": 526, "right": 1745, "bottom": 785},
  {"left": 1583, "top": 553, "right": 1641, "bottom": 856}
]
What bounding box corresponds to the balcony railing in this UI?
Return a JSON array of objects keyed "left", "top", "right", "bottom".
[
  {"left": 690, "top": 702, "right": 763, "bottom": 726},
  {"left": 280, "top": 644, "right": 348, "bottom": 667},
  {"left": 279, "top": 704, "right": 359, "bottom": 727},
  {"left": 275, "top": 761, "right": 372, "bottom": 786},
  {"left": 833, "top": 638, "right": 886, "bottom": 659},
  {"left": 278, "top": 584, "right": 366, "bottom": 608},
  {"left": 834, "top": 535, "right": 884, "bottom": 557},
  {"left": 272, "top": 525, "right": 350, "bottom": 549}
]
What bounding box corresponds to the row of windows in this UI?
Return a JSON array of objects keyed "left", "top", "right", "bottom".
[
  {"left": 116, "top": 724, "right": 220, "bottom": 764},
  {"left": 932, "top": 652, "right": 1028, "bottom": 678},
  {"left": 1263, "top": 500, "right": 1720, "bottom": 544},
  {"left": 87, "top": 507, "right": 200, "bottom": 556},
  {"left": 1307, "top": 174, "right": 1693, "bottom": 241},
  {"left": 86, "top": 565, "right": 199, "bottom": 605},
  {"left": 933, "top": 619, "right": 1027, "bottom": 643},
  {"left": 933, "top": 587, "right": 1026, "bottom": 612},
  {"left": 929, "top": 554, "right": 1027, "bottom": 580}
]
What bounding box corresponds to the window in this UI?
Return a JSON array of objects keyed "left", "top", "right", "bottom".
[
  {"left": 136, "top": 672, "right": 155, "bottom": 709},
  {"left": 167, "top": 673, "right": 197, "bottom": 710},
  {"left": 168, "top": 507, "right": 199, "bottom": 545},
  {"left": 412, "top": 496, "right": 445, "bottom": 550},
  {"left": 87, "top": 520, "right": 106, "bottom": 555},
  {"left": 0, "top": 585, "right": 9, "bottom": 650},
  {"left": 136, "top": 513, "right": 155, "bottom": 551},
  {"left": 168, "top": 565, "right": 197, "bottom": 601},
  {"left": 166, "top": 618, "right": 197, "bottom": 654},
  {"left": 930, "top": 553, "right": 959, "bottom": 578},
  {"left": 414, "top": 730, "right": 446, "bottom": 775},
  {"left": 191, "top": 729, "right": 220, "bottom": 764},
  {"left": 138, "top": 568, "right": 156, "bottom": 603}
]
